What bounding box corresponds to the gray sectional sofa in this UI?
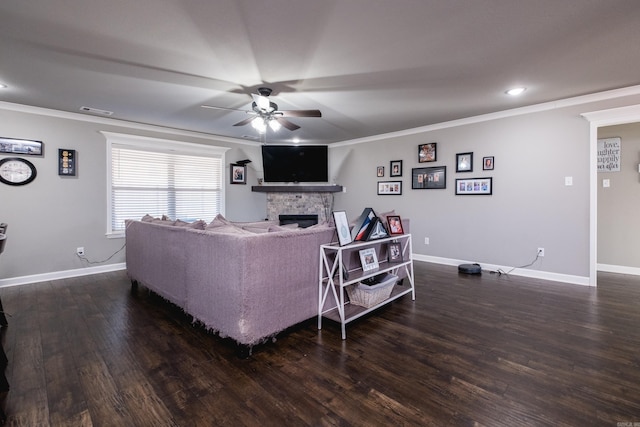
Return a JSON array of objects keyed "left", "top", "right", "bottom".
[{"left": 125, "top": 215, "right": 336, "bottom": 352}]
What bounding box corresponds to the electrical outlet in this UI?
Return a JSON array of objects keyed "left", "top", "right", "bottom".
[
  {"left": 424, "top": 237, "right": 430, "bottom": 245},
  {"left": 537, "top": 247, "right": 545, "bottom": 257},
  {"left": 76, "top": 247, "right": 85, "bottom": 256}
]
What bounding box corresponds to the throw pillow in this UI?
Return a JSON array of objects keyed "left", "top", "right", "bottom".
[{"left": 206, "top": 213, "right": 232, "bottom": 229}]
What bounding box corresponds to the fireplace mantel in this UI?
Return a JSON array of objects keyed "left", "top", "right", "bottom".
[{"left": 251, "top": 185, "right": 343, "bottom": 193}]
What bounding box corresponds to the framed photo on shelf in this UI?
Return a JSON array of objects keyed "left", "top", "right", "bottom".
[
  {"left": 456, "top": 152, "right": 473, "bottom": 172},
  {"left": 390, "top": 160, "right": 403, "bottom": 177},
  {"left": 386, "top": 215, "right": 404, "bottom": 235},
  {"left": 359, "top": 248, "right": 379, "bottom": 272},
  {"left": 418, "top": 143, "right": 437, "bottom": 163},
  {"left": 412, "top": 166, "right": 446, "bottom": 189},
  {"left": 230, "top": 164, "right": 246, "bottom": 184},
  {"left": 483, "top": 156, "right": 494, "bottom": 170},
  {"left": 352, "top": 208, "right": 376, "bottom": 241},
  {"left": 377, "top": 181, "right": 402, "bottom": 195},
  {"left": 455, "top": 177, "right": 493, "bottom": 195},
  {"left": 332, "top": 210, "right": 352, "bottom": 246},
  {"left": 387, "top": 241, "right": 403, "bottom": 263},
  {"left": 0, "top": 137, "right": 43, "bottom": 156},
  {"left": 376, "top": 166, "right": 384, "bottom": 177}
]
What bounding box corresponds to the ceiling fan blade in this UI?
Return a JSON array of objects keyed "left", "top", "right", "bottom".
[
  {"left": 201, "top": 104, "right": 250, "bottom": 113},
  {"left": 278, "top": 109, "right": 322, "bottom": 118},
  {"left": 233, "top": 116, "right": 257, "bottom": 127},
  {"left": 275, "top": 117, "right": 300, "bottom": 131}
]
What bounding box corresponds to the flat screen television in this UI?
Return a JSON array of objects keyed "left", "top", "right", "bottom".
[{"left": 261, "top": 145, "right": 328, "bottom": 183}]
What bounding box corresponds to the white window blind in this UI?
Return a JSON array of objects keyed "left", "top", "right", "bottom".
[{"left": 105, "top": 132, "right": 226, "bottom": 234}]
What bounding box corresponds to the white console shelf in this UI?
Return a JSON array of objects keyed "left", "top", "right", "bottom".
[{"left": 318, "top": 234, "right": 415, "bottom": 339}]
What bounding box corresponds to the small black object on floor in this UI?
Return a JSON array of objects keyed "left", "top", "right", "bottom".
[{"left": 458, "top": 263, "right": 481, "bottom": 274}]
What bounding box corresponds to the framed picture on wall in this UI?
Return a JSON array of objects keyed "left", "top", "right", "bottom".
[
  {"left": 483, "top": 156, "right": 494, "bottom": 170},
  {"left": 58, "top": 149, "right": 76, "bottom": 176},
  {"left": 418, "top": 143, "right": 437, "bottom": 163},
  {"left": 412, "top": 166, "right": 446, "bottom": 189},
  {"left": 377, "top": 166, "right": 384, "bottom": 177},
  {"left": 230, "top": 164, "right": 246, "bottom": 184},
  {"left": 0, "top": 137, "right": 43, "bottom": 156},
  {"left": 455, "top": 177, "right": 492, "bottom": 195},
  {"left": 377, "top": 181, "right": 402, "bottom": 195},
  {"left": 390, "top": 160, "right": 403, "bottom": 177},
  {"left": 456, "top": 152, "right": 473, "bottom": 172}
]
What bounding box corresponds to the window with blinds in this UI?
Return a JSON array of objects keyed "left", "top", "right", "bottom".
[{"left": 104, "top": 132, "right": 227, "bottom": 235}]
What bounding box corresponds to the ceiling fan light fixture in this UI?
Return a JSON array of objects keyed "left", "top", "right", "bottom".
[
  {"left": 505, "top": 87, "right": 527, "bottom": 96},
  {"left": 269, "top": 119, "right": 281, "bottom": 132},
  {"left": 251, "top": 117, "right": 267, "bottom": 133}
]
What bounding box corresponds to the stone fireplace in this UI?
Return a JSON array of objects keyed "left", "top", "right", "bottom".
[{"left": 251, "top": 185, "right": 343, "bottom": 225}]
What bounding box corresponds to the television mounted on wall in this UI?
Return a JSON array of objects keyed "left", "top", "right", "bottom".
[{"left": 261, "top": 145, "right": 328, "bottom": 183}]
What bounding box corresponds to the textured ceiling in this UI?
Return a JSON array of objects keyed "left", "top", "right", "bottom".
[{"left": 1, "top": 0, "right": 639, "bottom": 144}]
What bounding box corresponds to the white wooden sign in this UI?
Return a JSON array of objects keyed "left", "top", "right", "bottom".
[{"left": 597, "top": 137, "right": 621, "bottom": 172}]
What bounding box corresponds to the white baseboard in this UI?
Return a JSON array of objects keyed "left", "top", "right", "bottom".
[
  {"left": 597, "top": 263, "right": 640, "bottom": 276},
  {"left": 0, "top": 263, "right": 127, "bottom": 288},
  {"left": 2, "top": 255, "right": 598, "bottom": 289},
  {"left": 413, "top": 254, "right": 591, "bottom": 286}
]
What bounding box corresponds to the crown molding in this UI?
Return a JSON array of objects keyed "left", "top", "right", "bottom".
[
  {"left": 0, "top": 100, "right": 256, "bottom": 146},
  {"left": 332, "top": 84, "right": 640, "bottom": 148}
]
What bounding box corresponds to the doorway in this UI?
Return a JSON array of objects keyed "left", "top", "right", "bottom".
[{"left": 583, "top": 104, "right": 640, "bottom": 286}]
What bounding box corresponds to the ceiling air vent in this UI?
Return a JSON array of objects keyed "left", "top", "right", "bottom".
[{"left": 79, "top": 106, "right": 114, "bottom": 116}]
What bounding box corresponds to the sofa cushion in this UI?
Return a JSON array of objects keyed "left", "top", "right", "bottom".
[
  {"left": 206, "top": 213, "right": 233, "bottom": 229},
  {"left": 141, "top": 214, "right": 156, "bottom": 222},
  {"left": 243, "top": 226, "right": 271, "bottom": 234},
  {"left": 175, "top": 219, "right": 206, "bottom": 229},
  {"left": 234, "top": 220, "right": 277, "bottom": 229},
  {"left": 151, "top": 218, "right": 176, "bottom": 226},
  {"left": 204, "top": 224, "right": 253, "bottom": 235},
  {"left": 307, "top": 221, "right": 333, "bottom": 230}
]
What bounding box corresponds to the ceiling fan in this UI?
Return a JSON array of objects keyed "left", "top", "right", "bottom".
[{"left": 202, "top": 87, "right": 321, "bottom": 132}]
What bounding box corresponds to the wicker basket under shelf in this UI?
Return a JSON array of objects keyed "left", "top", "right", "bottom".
[{"left": 346, "top": 274, "right": 398, "bottom": 308}]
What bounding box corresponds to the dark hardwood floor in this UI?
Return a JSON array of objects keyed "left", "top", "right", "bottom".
[{"left": 1, "top": 262, "right": 640, "bottom": 426}]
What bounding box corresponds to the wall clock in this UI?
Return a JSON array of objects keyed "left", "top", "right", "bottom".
[{"left": 0, "top": 157, "right": 37, "bottom": 186}]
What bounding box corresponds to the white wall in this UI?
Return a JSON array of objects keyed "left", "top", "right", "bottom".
[
  {"left": 330, "top": 93, "right": 640, "bottom": 284},
  {"left": 0, "top": 104, "right": 265, "bottom": 284},
  {"left": 597, "top": 122, "right": 640, "bottom": 269}
]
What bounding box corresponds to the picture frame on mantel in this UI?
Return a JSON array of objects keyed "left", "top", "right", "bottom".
[{"left": 230, "top": 164, "right": 246, "bottom": 184}]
